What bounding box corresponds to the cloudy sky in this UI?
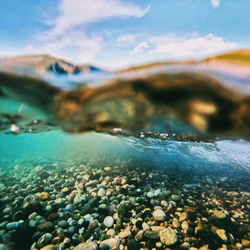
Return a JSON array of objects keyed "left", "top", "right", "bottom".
[{"left": 0, "top": 0, "right": 249, "bottom": 69}]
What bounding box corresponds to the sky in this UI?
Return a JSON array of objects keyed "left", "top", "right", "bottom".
[{"left": 0, "top": 0, "right": 249, "bottom": 69}]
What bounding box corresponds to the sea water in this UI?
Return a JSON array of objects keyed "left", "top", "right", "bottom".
[{"left": 0, "top": 66, "right": 249, "bottom": 249}]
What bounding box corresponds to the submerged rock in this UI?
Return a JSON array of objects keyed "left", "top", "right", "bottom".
[
  {"left": 153, "top": 209, "right": 166, "bottom": 221},
  {"left": 159, "top": 227, "right": 178, "bottom": 246},
  {"left": 74, "top": 242, "right": 98, "bottom": 250},
  {"left": 103, "top": 216, "right": 114, "bottom": 228},
  {"left": 99, "top": 238, "right": 119, "bottom": 250}
]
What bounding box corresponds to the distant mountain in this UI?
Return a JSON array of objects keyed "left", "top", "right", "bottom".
[
  {"left": 118, "top": 48, "right": 250, "bottom": 72},
  {"left": 0, "top": 54, "right": 106, "bottom": 75},
  {"left": 205, "top": 49, "right": 250, "bottom": 66},
  {"left": 1, "top": 49, "right": 250, "bottom": 75}
]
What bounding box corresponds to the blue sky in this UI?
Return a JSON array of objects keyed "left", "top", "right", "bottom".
[{"left": 0, "top": 0, "right": 249, "bottom": 69}]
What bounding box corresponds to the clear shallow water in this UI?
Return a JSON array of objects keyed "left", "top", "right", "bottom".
[{"left": 0, "top": 65, "right": 250, "bottom": 171}]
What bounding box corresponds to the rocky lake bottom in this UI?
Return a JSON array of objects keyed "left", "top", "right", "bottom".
[{"left": 0, "top": 159, "right": 249, "bottom": 250}]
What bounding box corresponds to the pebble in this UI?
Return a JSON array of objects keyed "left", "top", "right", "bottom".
[
  {"left": 37, "top": 233, "right": 53, "bottom": 248},
  {"left": 99, "top": 238, "right": 120, "bottom": 250},
  {"left": 97, "top": 188, "right": 106, "bottom": 197},
  {"left": 29, "top": 219, "right": 37, "bottom": 227},
  {"left": 58, "top": 220, "right": 68, "bottom": 228},
  {"left": 153, "top": 209, "right": 166, "bottom": 221},
  {"left": 88, "top": 220, "right": 98, "bottom": 230},
  {"left": 106, "top": 229, "right": 115, "bottom": 236},
  {"left": 241, "top": 239, "right": 250, "bottom": 247},
  {"left": 216, "top": 229, "right": 227, "bottom": 242},
  {"left": 104, "top": 167, "right": 111, "bottom": 172},
  {"left": 172, "top": 218, "right": 180, "bottom": 228},
  {"left": 154, "top": 189, "right": 161, "bottom": 197},
  {"left": 171, "top": 194, "right": 181, "bottom": 201},
  {"left": 156, "top": 241, "right": 162, "bottom": 248},
  {"left": 213, "top": 209, "right": 226, "bottom": 219},
  {"left": 38, "top": 192, "right": 49, "bottom": 200},
  {"left": 103, "top": 216, "right": 114, "bottom": 228},
  {"left": 151, "top": 226, "right": 166, "bottom": 233},
  {"left": 61, "top": 187, "right": 69, "bottom": 193},
  {"left": 181, "top": 221, "right": 188, "bottom": 234},
  {"left": 40, "top": 245, "right": 59, "bottom": 250},
  {"left": 135, "top": 230, "right": 144, "bottom": 241},
  {"left": 147, "top": 191, "right": 154, "bottom": 199},
  {"left": 144, "top": 230, "right": 160, "bottom": 240},
  {"left": 86, "top": 180, "right": 98, "bottom": 187},
  {"left": 38, "top": 221, "right": 55, "bottom": 232},
  {"left": 159, "top": 227, "right": 178, "bottom": 246},
  {"left": 118, "top": 226, "right": 131, "bottom": 238},
  {"left": 6, "top": 222, "right": 19, "bottom": 230},
  {"left": 74, "top": 242, "right": 98, "bottom": 250}
]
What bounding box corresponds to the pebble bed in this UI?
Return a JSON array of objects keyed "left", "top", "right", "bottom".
[{"left": 0, "top": 161, "right": 249, "bottom": 250}]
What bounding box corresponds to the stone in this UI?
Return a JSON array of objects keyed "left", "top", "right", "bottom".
[
  {"left": 58, "top": 220, "right": 68, "bottom": 228},
  {"left": 0, "top": 244, "right": 6, "bottom": 250},
  {"left": 6, "top": 222, "right": 19, "bottom": 230},
  {"left": 159, "top": 227, "right": 178, "bottom": 246},
  {"left": 97, "top": 188, "right": 106, "bottom": 197},
  {"left": 160, "top": 200, "right": 168, "bottom": 207},
  {"left": 179, "top": 212, "right": 188, "bottom": 221},
  {"left": 74, "top": 242, "right": 98, "bottom": 250},
  {"left": 181, "top": 242, "right": 190, "bottom": 248},
  {"left": 40, "top": 245, "right": 59, "bottom": 250},
  {"left": 213, "top": 210, "right": 226, "bottom": 219},
  {"left": 153, "top": 209, "right": 166, "bottom": 221},
  {"left": 151, "top": 226, "right": 166, "bottom": 233},
  {"left": 199, "top": 244, "right": 210, "bottom": 250},
  {"left": 68, "top": 226, "right": 75, "bottom": 234},
  {"left": 29, "top": 219, "right": 37, "bottom": 227},
  {"left": 65, "top": 204, "right": 73, "bottom": 211},
  {"left": 181, "top": 221, "right": 189, "bottom": 234},
  {"left": 156, "top": 242, "right": 162, "bottom": 248},
  {"left": 172, "top": 218, "right": 180, "bottom": 228},
  {"left": 38, "top": 192, "right": 49, "bottom": 200},
  {"left": 118, "top": 226, "right": 131, "bottom": 238},
  {"left": 154, "top": 189, "right": 161, "bottom": 197},
  {"left": 38, "top": 222, "right": 55, "bottom": 232},
  {"left": 171, "top": 194, "right": 181, "bottom": 201},
  {"left": 103, "top": 216, "right": 114, "bottom": 228},
  {"left": 117, "top": 200, "right": 130, "bottom": 217},
  {"left": 37, "top": 233, "right": 53, "bottom": 248},
  {"left": 99, "top": 238, "right": 120, "bottom": 250},
  {"left": 86, "top": 180, "right": 98, "bottom": 187},
  {"left": 135, "top": 230, "right": 144, "bottom": 241},
  {"left": 106, "top": 229, "right": 115, "bottom": 237},
  {"left": 104, "top": 167, "right": 111, "bottom": 172},
  {"left": 147, "top": 191, "right": 154, "bottom": 199},
  {"left": 88, "top": 220, "right": 98, "bottom": 230},
  {"left": 142, "top": 222, "right": 150, "bottom": 231},
  {"left": 216, "top": 229, "right": 227, "bottom": 242},
  {"left": 62, "top": 187, "right": 69, "bottom": 193},
  {"left": 241, "top": 239, "right": 250, "bottom": 247},
  {"left": 144, "top": 230, "right": 160, "bottom": 240},
  {"left": 74, "top": 194, "right": 86, "bottom": 204}
]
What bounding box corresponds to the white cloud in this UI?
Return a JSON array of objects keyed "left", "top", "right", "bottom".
[
  {"left": 149, "top": 34, "right": 237, "bottom": 59},
  {"left": 27, "top": 32, "right": 102, "bottom": 63},
  {"left": 211, "top": 0, "right": 220, "bottom": 8},
  {"left": 45, "top": 0, "right": 150, "bottom": 38},
  {"left": 30, "top": 0, "right": 150, "bottom": 63},
  {"left": 133, "top": 42, "right": 149, "bottom": 54}
]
